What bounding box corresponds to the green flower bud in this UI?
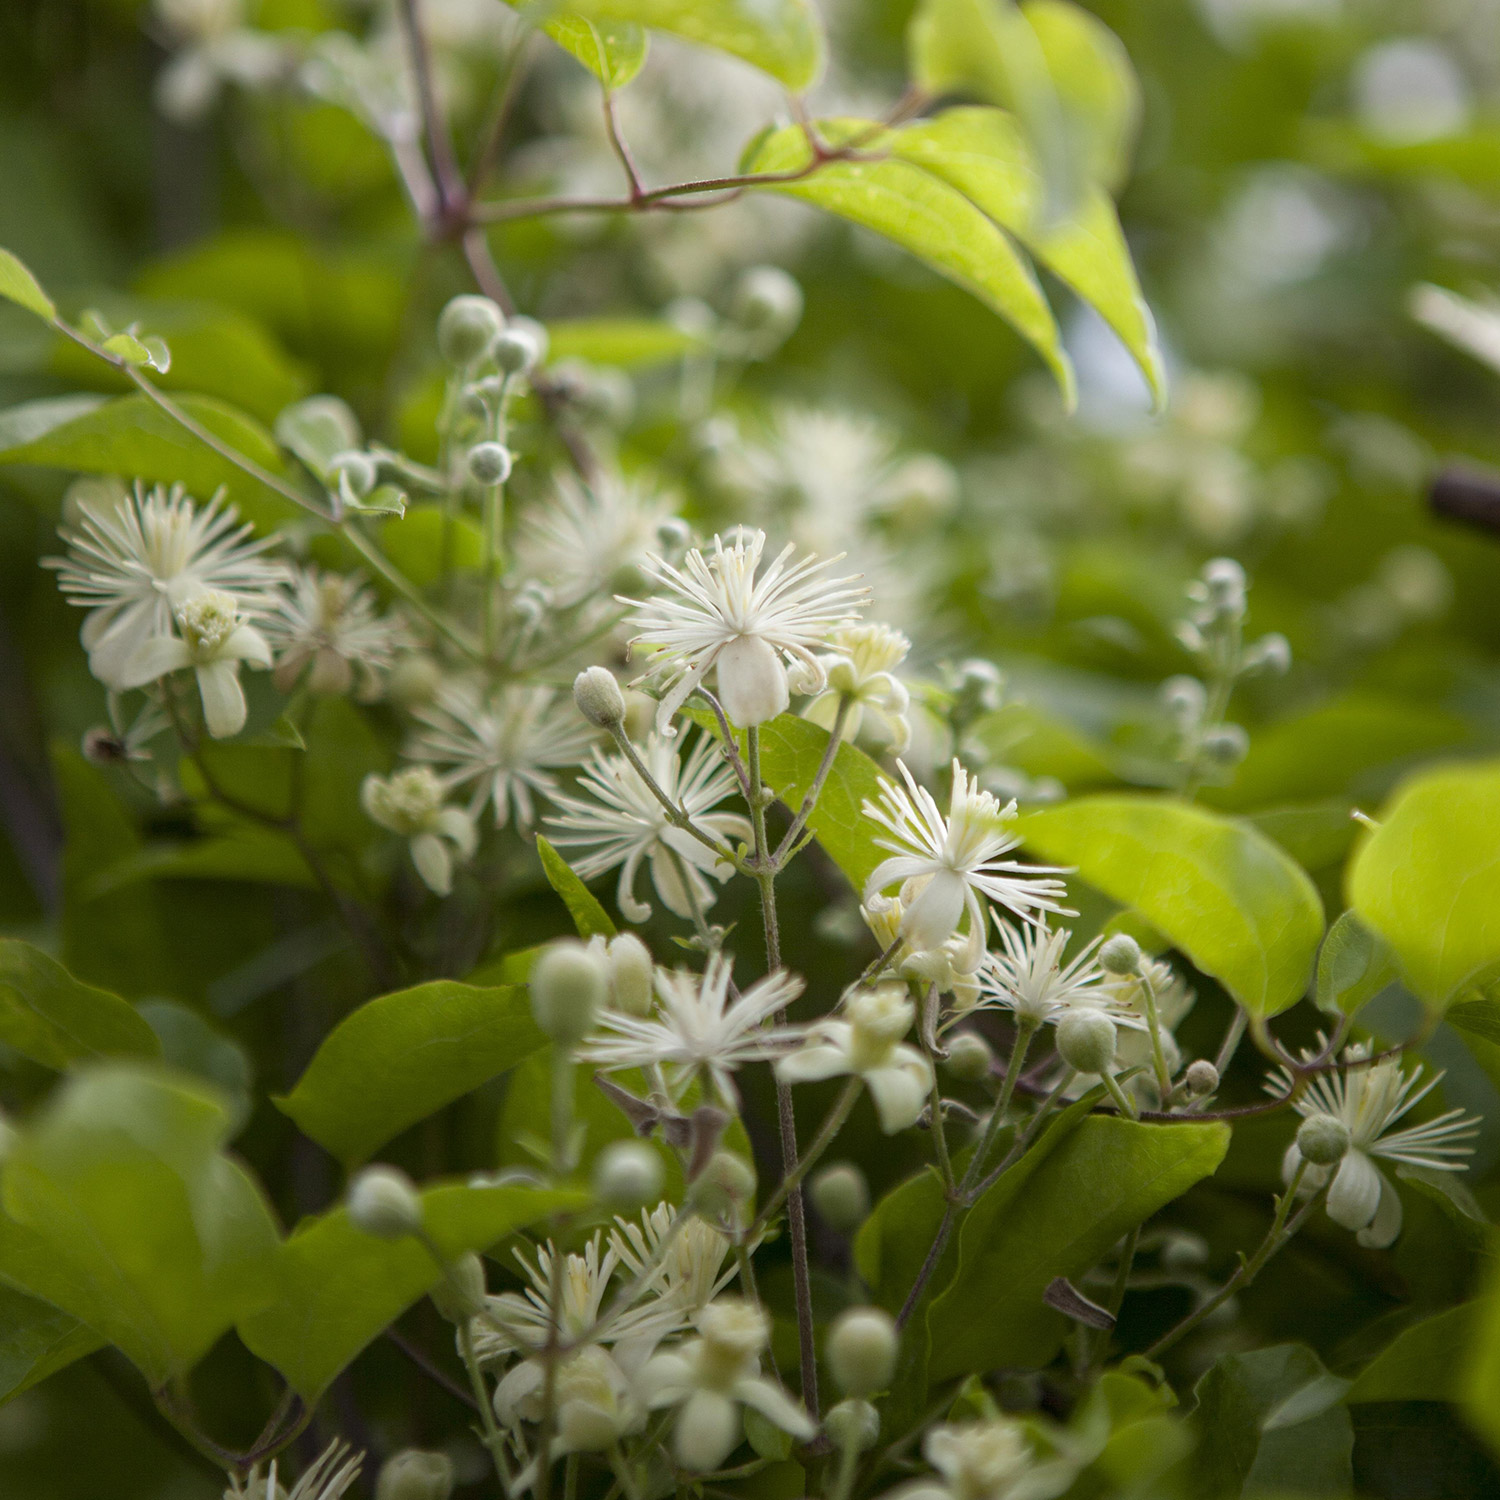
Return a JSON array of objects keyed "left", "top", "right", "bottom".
[
  {"left": 438, "top": 295, "right": 502, "bottom": 367},
  {"left": 592, "top": 1139, "right": 664, "bottom": 1209},
  {"left": 691, "top": 1150, "right": 756, "bottom": 1218},
  {"left": 1199, "top": 722, "right": 1249, "bottom": 767},
  {"left": 1054, "top": 1009, "right": 1118, "bottom": 1076},
  {"left": 732, "top": 266, "right": 803, "bottom": 339},
  {"left": 430, "top": 1251, "right": 486, "bottom": 1323},
  {"left": 494, "top": 323, "right": 544, "bottom": 376},
  {"left": 1185, "top": 1059, "right": 1219, "bottom": 1096},
  {"left": 809, "top": 1162, "right": 869, "bottom": 1233},
  {"left": 386, "top": 654, "right": 444, "bottom": 709},
  {"left": 530, "top": 940, "right": 609, "bottom": 1046},
  {"left": 1297, "top": 1112, "right": 1351, "bottom": 1167},
  {"left": 824, "top": 1398, "right": 879, "bottom": 1452},
  {"left": 348, "top": 1165, "right": 423, "bottom": 1241},
  {"left": 376, "top": 1448, "right": 455, "bottom": 1500},
  {"left": 606, "top": 932, "right": 654, "bottom": 1016},
  {"left": 827, "top": 1308, "right": 898, "bottom": 1397},
  {"left": 573, "top": 665, "right": 627, "bottom": 729},
  {"left": 943, "top": 1031, "right": 993, "bottom": 1083},
  {"left": 1098, "top": 934, "right": 1142, "bottom": 976},
  {"left": 467, "top": 441, "right": 513, "bottom": 486}
]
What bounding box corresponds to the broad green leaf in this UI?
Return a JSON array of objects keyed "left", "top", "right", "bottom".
[
  {"left": 537, "top": 14, "right": 648, "bottom": 89},
  {"left": 1192, "top": 1345, "right": 1353, "bottom": 1498},
  {"left": 1348, "top": 759, "right": 1500, "bottom": 1010},
  {"left": 561, "top": 0, "right": 823, "bottom": 91},
  {"left": 1465, "top": 1265, "right": 1500, "bottom": 1451},
  {"left": 137, "top": 1000, "right": 254, "bottom": 1137},
  {"left": 0, "top": 391, "right": 301, "bottom": 527},
  {"left": 275, "top": 394, "right": 362, "bottom": 481},
  {"left": 537, "top": 834, "right": 617, "bottom": 938},
  {"left": 277, "top": 981, "right": 547, "bottom": 1166},
  {"left": 1350, "top": 1303, "right": 1478, "bottom": 1404},
  {"left": 238, "top": 1181, "right": 584, "bottom": 1399},
  {"left": 1018, "top": 796, "right": 1325, "bottom": 1017},
  {"left": 927, "top": 1116, "right": 1229, "bottom": 1377},
  {"left": 890, "top": 108, "right": 1163, "bottom": 405},
  {"left": 0, "top": 393, "right": 105, "bottom": 450},
  {"left": 1315, "top": 911, "right": 1397, "bottom": 1017},
  {"left": 0, "top": 940, "right": 159, "bottom": 1068},
  {"left": 0, "top": 1065, "right": 280, "bottom": 1385},
  {"left": 546, "top": 318, "right": 704, "bottom": 368},
  {"left": 379, "top": 503, "right": 485, "bottom": 587},
  {"left": 0, "top": 1284, "right": 101, "bottom": 1406},
  {"left": 743, "top": 121, "right": 1075, "bottom": 405},
  {"left": 0, "top": 247, "right": 56, "bottom": 321}
]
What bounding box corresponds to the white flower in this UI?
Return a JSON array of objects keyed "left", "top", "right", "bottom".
[
  {"left": 906, "top": 1417, "right": 1074, "bottom": 1500},
  {"left": 1274, "top": 1044, "right": 1480, "bottom": 1248},
  {"left": 974, "top": 919, "right": 1133, "bottom": 1031},
  {"left": 407, "top": 682, "right": 594, "bottom": 829},
  {"left": 496, "top": 1344, "right": 643, "bottom": 1458},
  {"left": 638, "top": 1299, "right": 815, "bottom": 1471},
  {"left": 902, "top": 936, "right": 984, "bottom": 1013},
  {"left": 225, "top": 1441, "right": 361, "bottom": 1500},
  {"left": 863, "top": 761, "right": 1071, "bottom": 966},
  {"left": 47, "top": 483, "right": 283, "bottom": 690},
  {"left": 800, "top": 621, "right": 912, "bottom": 752},
  {"left": 120, "top": 589, "right": 273, "bottom": 739},
  {"left": 579, "top": 952, "right": 802, "bottom": 1107},
  {"left": 473, "top": 1234, "right": 620, "bottom": 1364},
  {"left": 621, "top": 528, "right": 867, "bottom": 732},
  {"left": 361, "top": 767, "right": 476, "bottom": 895},
  {"left": 263, "top": 565, "right": 406, "bottom": 697},
  {"left": 546, "top": 732, "right": 750, "bottom": 922},
  {"left": 776, "top": 983, "right": 933, "bottom": 1133},
  {"left": 608, "top": 1203, "right": 738, "bottom": 1343}
]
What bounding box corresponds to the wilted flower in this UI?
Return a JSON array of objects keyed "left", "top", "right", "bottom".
[
  {"left": 263, "top": 565, "right": 405, "bottom": 697},
  {"left": 361, "top": 767, "right": 476, "bottom": 895},
  {"left": 800, "top": 621, "right": 912, "bottom": 751}
]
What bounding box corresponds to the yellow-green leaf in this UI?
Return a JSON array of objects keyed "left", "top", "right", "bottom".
[
  {"left": 537, "top": 834, "right": 617, "bottom": 939},
  {"left": 541, "top": 14, "right": 648, "bottom": 89},
  {"left": 0, "top": 247, "right": 56, "bottom": 322}
]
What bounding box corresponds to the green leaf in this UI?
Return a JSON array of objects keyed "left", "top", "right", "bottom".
[
  {"left": 927, "top": 1116, "right": 1229, "bottom": 1377},
  {"left": 1347, "top": 759, "right": 1500, "bottom": 1011},
  {"left": 1017, "top": 796, "right": 1325, "bottom": 1018},
  {"left": 536, "top": 834, "right": 616, "bottom": 939},
  {"left": 0, "top": 1284, "right": 101, "bottom": 1406},
  {"left": 100, "top": 332, "right": 154, "bottom": 366},
  {"left": 1314, "top": 911, "right": 1397, "bottom": 1017},
  {"left": 276, "top": 982, "right": 547, "bottom": 1166},
  {"left": 275, "top": 394, "right": 362, "bottom": 480},
  {"left": 538, "top": 14, "right": 648, "bottom": 89},
  {"left": 0, "top": 1064, "right": 280, "bottom": 1385},
  {"left": 137, "top": 1000, "right": 254, "bottom": 1137},
  {"left": 1350, "top": 1303, "right": 1479, "bottom": 1404},
  {"left": 1465, "top": 1264, "right": 1500, "bottom": 1452},
  {"left": 0, "top": 940, "right": 160, "bottom": 1069},
  {"left": 560, "top": 0, "right": 824, "bottom": 91},
  {"left": 743, "top": 120, "right": 1075, "bottom": 405},
  {"left": 546, "top": 318, "right": 704, "bottom": 368},
  {"left": 0, "top": 247, "right": 56, "bottom": 321},
  {"left": 379, "top": 503, "right": 484, "bottom": 587},
  {"left": 238, "top": 1181, "right": 585, "bottom": 1399},
  {"left": 1191, "top": 1345, "right": 1353, "bottom": 1498}
]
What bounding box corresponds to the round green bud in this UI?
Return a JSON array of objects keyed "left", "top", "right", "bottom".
[
  {"left": 943, "top": 1031, "right": 993, "bottom": 1083},
  {"left": 1185, "top": 1059, "right": 1219, "bottom": 1096},
  {"left": 573, "top": 665, "right": 627, "bottom": 729},
  {"left": 386, "top": 653, "right": 444, "bottom": 709},
  {"left": 494, "top": 323, "right": 544, "bottom": 376},
  {"left": 1054, "top": 1009, "right": 1119, "bottom": 1076},
  {"left": 1160, "top": 1231, "right": 1209, "bottom": 1272},
  {"left": 376, "top": 1448, "right": 455, "bottom": 1500},
  {"left": 430, "top": 1251, "right": 486, "bottom": 1323},
  {"left": 348, "top": 1165, "right": 423, "bottom": 1241},
  {"left": 606, "top": 931, "right": 654, "bottom": 1016},
  {"left": 467, "top": 441, "right": 513, "bottom": 486},
  {"left": 1098, "top": 934, "right": 1142, "bottom": 976},
  {"left": 438, "top": 295, "right": 503, "bottom": 368},
  {"left": 329, "top": 449, "right": 378, "bottom": 498},
  {"left": 1199, "top": 722, "right": 1249, "bottom": 767},
  {"left": 529, "top": 940, "right": 609, "bottom": 1046},
  {"left": 827, "top": 1308, "right": 898, "bottom": 1397},
  {"left": 1297, "top": 1112, "right": 1351, "bottom": 1167},
  {"left": 824, "top": 1398, "right": 879, "bottom": 1452},
  {"left": 809, "top": 1162, "right": 869, "bottom": 1234},
  {"left": 1244, "top": 632, "right": 1291, "bottom": 677},
  {"left": 592, "top": 1139, "right": 664, "bottom": 1209},
  {"left": 691, "top": 1150, "right": 756, "bottom": 1219},
  {"left": 732, "top": 266, "right": 803, "bottom": 338}
]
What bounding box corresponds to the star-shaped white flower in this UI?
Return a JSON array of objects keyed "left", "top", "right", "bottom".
[
  {"left": 361, "top": 767, "right": 476, "bottom": 895},
  {"left": 226, "top": 1441, "right": 362, "bottom": 1500},
  {"left": 974, "top": 918, "right": 1138, "bottom": 1032}
]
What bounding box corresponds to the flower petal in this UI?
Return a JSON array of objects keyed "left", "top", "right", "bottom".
[
  {"left": 119, "top": 634, "right": 193, "bottom": 688},
  {"left": 411, "top": 831, "right": 453, "bottom": 896},
  {"left": 1327, "top": 1149, "right": 1384, "bottom": 1232},
  {"left": 196, "top": 659, "right": 247, "bottom": 738},
  {"left": 733, "top": 1375, "right": 816, "bottom": 1440},
  {"left": 673, "top": 1389, "right": 740, "bottom": 1472},
  {"left": 865, "top": 1058, "right": 931, "bottom": 1133}
]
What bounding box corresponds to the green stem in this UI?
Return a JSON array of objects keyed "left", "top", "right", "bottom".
[
  {"left": 959, "top": 1019, "right": 1038, "bottom": 1195},
  {"left": 1136, "top": 966, "right": 1175, "bottom": 1101},
  {"left": 773, "top": 694, "right": 852, "bottom": 865},
  {"left": 460, "top": 1323, "right": 514, "bottom": 1492},
  {"left": 551, "top": 1047, "right": 575, "bottom": 1178},
  {"left": 751, "top": 1077, "right": 862, "bottom": 1236},
  {"left": 607, "top": 725, "right": 742, "bottom": 868}
]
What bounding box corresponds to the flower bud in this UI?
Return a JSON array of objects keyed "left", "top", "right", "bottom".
[
  {"left": 691, "top": 1150, "right": 756, "bottom": 1218},
  {"left": 430, "top": 1251, "right": 486, "bottom": 1323},
  {"left": 824, "top": 1398, "right": 879, "bottom": 1452},
  {"left": 942, "top": 1031, "right": 993, "bottom": 1083},
  {"left": 606, "top": 932, "right": 654, "bottom": 1016},
  {"left": 1054, "top": 1009, "right": 1118, "bottom": 1076},
  {"left": 827, "top": 1308, "right": 898, "bottom": 1397},
  {"left": 348, "top": 1165, "right": 423, "bottom": 1241},
  {"left": 1242, "top": 632, "right": 1291, "bottom": 677},
  {"left": 1185, "top": 1059, "right": 1219, "bottom": 1096},
  {"left": 1161, "top": 1230, "right": 1209, "bottom": 1271},
  {"left": 438, "top": 295, "right": 503, "bottom": 367},
  {"left": 467, "top": 441, "right": 513, "bottom": 486},
  {"left": 1098, "top": 934, "right": 1142, "bottom": 976},
  {"left": 732, "top": 266, "right": 803, "bottom": 339},
  {"left": 1202, "top": 557, "right": 1247, "bottom": 613},
  {"left": 329, "top": 449, "right": 378, "bottom": 498},
  {"left": 494, "top": 322, "right": 544, "bottom": 376},
  {"left": 592, "top": 1139, "right": 664, "bottom": 1209},
  {"left": 1199, "top": 722, "right": 1249, "bottom": 767},
  {"left": 530, "top": 940, "right": 609, "bottom": 1046},
  {"left": 387, "top": 653, "right": 444, "bottom": 709},
  {"left": 376, "top": 1448, "right": 455, "bottom": 1500},
  {"left": 1297, "top": 1112, "right": 1351, "bottom": 1167},
  {"left": 1161, "top": 675, "right": 1207, "bottom": 725},
  {"left": 573, "top": 666, "right": 627, "bottom": 729},
  {"left": 809, "top": 1162, "right": 869, "bottom": 1234}
]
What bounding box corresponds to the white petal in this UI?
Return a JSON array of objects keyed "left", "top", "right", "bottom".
[
  {"left": 733, "top": 1375, "right": 816, "bottom": 1440},
  {"left": 119, "top": 634, "right": 193, "bottom": 688},
  {"left": 434, "top": 806, "right": 477, "bottom": 858},
  {"left": 196, "top": 659, "right": 247, "bottom": 738},
  {"left": 637, "top": 1352, "right": 692, "bottom": 1407},
  {"left": 225, "top": 623, "right": 272, "bottom": 668},
  {"left": 775, "top": 1043, "right": 853, "bottom": 1085},
  {"left": 1356, "top": 1172, "right": 1404, "bottom": 1249},
  {"left": 411, "top": 832, "right": 453, "bottom": 895},
  {"left": 716, "top": 634, "right": 790, "bottom": 727},
  {"left": 865, "top": 1058, "right": 931, "bottom": 1133},
  {"left": 673, "top": 1389, "right": 740, "bottom": 1472},
  {"left": 1327, "top": 1150, "right": 1383, "bottom": 1232},
  {"left": 901, "top": 870, "right": 966, "bottom": 952}
]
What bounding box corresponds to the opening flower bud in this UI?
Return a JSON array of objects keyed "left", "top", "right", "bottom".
[
  {"left": 1244, "top": 632, "right": 1291, "bottom": 676},
  {"left": 827, "top": 1307, "right": 898, "bottom": 1397},
  {"left": 606, "top": 931, "right": 654, "bottom": 1015},
  {"left": 691, "top": 1150, "right": 756, "bottom": 1218},
  {"left": 592, "top": 1139, "right": 664, "bottom": 1209},
  {"left": 1297, "top": 1112, "right": 1352, "bottom": 1167},
  {"left": 437, "top": 295, "right": 503, "bottom": 368},
  {"left": 430, "top": 1250, "right": 486, "bottom": 1323},
  {"left": 348, "top": 1164, "right": 423, "bottom": 1241},
  {"left": 1185, "top": 1059, "right": 1219, "bottom": 1096},
  {"left": 809, "top": 1161, "right": 869, "bottom": 1233},
  {"left": 530, "top": 940, "right": 609, "bottom": 1046},
  {"left": 467, "top": 441, "right": 513, "bottom": 486},
  {"left": 375, "top": 1448, "right": 455, "bottom": 1500},
  {"left": 494, "top": 324, "right": 544, "bottom": 376},
  {"left": 943, "top": 1031, "right": 993, "bottom": 1083},
  {"left": 574, "top": 665, "right": 627, "bottom": 729},
  {"left": 824, "top": 1398, "right": 880, "bottom": 1452},
  {"left": 1054, "top": 1009, "right": 1119, "bottom": 1076},
  {"left": 1098, "top": 934, "right": 1142, "bottom": 976}
]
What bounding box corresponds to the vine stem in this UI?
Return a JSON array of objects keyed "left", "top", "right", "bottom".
[
  {"left": 749, "top": 1076, "right": 862, "bottom": 1238},
  {"left": 772, "top": 694, "right": 852, "bottom": 864},
  {"left": 605, "top": 724, "right": 745, "bottom": 870},
  {"left": 460, "top": 1323, "right": 516, "bottom": 1492},
  {"left": 1135, "top": 964, "right": 1175, "bottom": 1100}
]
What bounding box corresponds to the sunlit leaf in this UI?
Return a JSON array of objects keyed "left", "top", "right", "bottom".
[
  {"left": 546, "top": 318, "right": 704, "bottom": 368},
  {"left": 0, "top": 247, "right": 56, "bottom": 322},
  {"left": 537, "top": 834, "right": 617, "bottom": 938},
  {"left": 1314, "top": 911, "right": 1397, "bottom": 1017},
  {"left": 539, "top": 14, "right": 648, "bottom": 89}
]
